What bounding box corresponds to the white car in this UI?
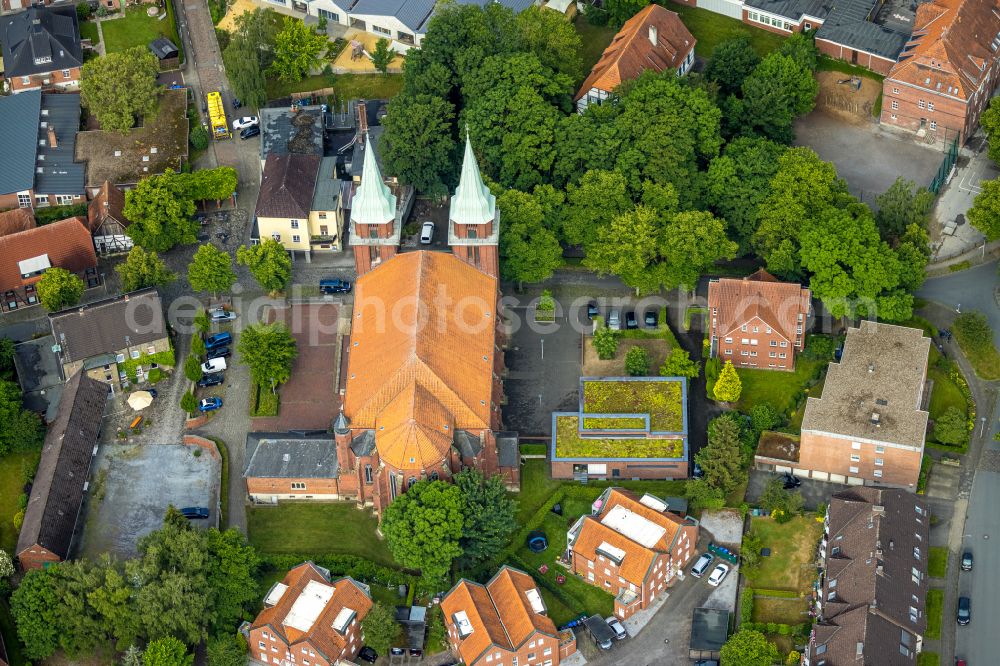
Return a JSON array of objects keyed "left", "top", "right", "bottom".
[
  {"left": 707, "top": 563, "right": 730, "bottom": 587},
  {"left": 201, "top": 357, "right": 227, "bottom": 373},
  {"left": 420, "top": 221, "right": 435, "bottom": 244},
  {"left": 232, "top": 116, "right": 259, "bottom": 131},
  {"left": 209, "top": 308, "right": 237, "bottom": 322},
  {"left": 605, "top": 616, "right": 628, "bottom": 640}
]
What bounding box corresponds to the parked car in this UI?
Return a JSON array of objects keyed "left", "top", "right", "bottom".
[
  {"left": 625, "top": 311, "right": 638, "bottom": 329},
  {"left": 587, "top": 301, "right": 599, "bottom": 320},
  {"left": 962, "top": 551, "right": 973, "bottom": 571},
  {"left": 390, "top": 648, "right": 405, "bottom": 656},
  {"left": 232, "top": 115, "right": 259, "bottom": 130},
  {"left": 782, "top": 473, "right": 802, "bottom": 489},
  {"left": 692, "top": 463, "right": 704, "bottom": 479},
  {"left": 357, "top": 647, "right": 377, "bottom": 664},
  {"left": 605, "top": 616, "right": 628, "bottom": 640},
  {"left": 205, "top": 332, "right": 232, "bottom": 349},
  {"left": 957, "top": 596, "right": 971, "bottom": 625},
  {"left": 201, "top": 357, "right": 227, "bottom": 373},
  {"left": 320, "top": 278, "right": 352, "bottom": 294},
  {"left": 408, "top": 649, "right": 423, "bottom": 657},
  {"left": 180, "top": 507, "right": 209, "bottom": 519},
  {"left": 240, "top": 126, "right": 260, "bottom": 140},
  {"left": 206, "top": 346, "right": 231, "bottom": 360},
  {"left": 584, "top": 615, "right": 615, "bottom": 650},
  {"left": 690, "top": 553, "right": 713, "bottom": 578},
  {"left": 707, "top": 563, "right": 730, "bottom": 587},
  {"left": 198, "top": 397, "right": 223, "bottom": 412},
  {"left": 197, "top": 373, "right": 224, "bottom": 388},
  {"left": 210, "top": 308, "right": 237, "bottom": 322},
  {"left": 608, "top": 309, "right": 621, "bottom": 330},
  {"left": 147, "top": 389, "right": 158, "bottom": 399},
  {"left": 644, "top": 310, "right": 658, "bottom": 327},
  {"left": 420, "top": 221, "right": 435, "bottom": 244}
]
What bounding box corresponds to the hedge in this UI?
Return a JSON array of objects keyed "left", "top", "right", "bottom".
[{"left": 260, "top": 553, "right": 417, "bottom": 589}]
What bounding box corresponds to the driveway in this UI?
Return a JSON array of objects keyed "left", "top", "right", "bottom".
[
  {"left": 745, "top": 469, "right": 848, "bottom": 511},
  {"left": 794, "top": 110, "right": 944, "bottom": 206},
  {"left": 77, "top": 442, "right": 220, "bottom": 559}
]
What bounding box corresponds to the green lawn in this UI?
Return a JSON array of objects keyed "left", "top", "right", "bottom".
[
  {"left": 79, "top": 20, "right": 100, "bottom": 46},
  {"left": 752, "top": 595, "right": 809, "bottom": 625},
  {"left": 515, "top": 459, "right": 563, "bottom": 524},
  {"left": 925, "top": 589, "right": 943, "bottom": 639},
  {"left": 917, "top": 652, "right": 940, "bottom": 666},
  {"left": 265, "top": 73, "right": 404, "bottom": 102},
  {"left": 247, "top": 502, "right": 397, "bottom": 567},
  {"left": 928, "top": 363, "right": 968, "bottom": 420},
  {"left": 710, "top": 354, "right": 827, "bottom": 417},
  {"left": 744, "top": 516, "right": 823, "bottom": 593},
  {"left": 666, "top": 2, "right": 786, "bottom": 57},
  {"left": 574, "top": 16, "right": 616, "bottom": 77},
  {"left": 101, "top": 7, "right": 182, "bottom": 55},
  {"left": 953, "top": 322, "right": 1000, "bottom": 380},
  {"left": 928, "top": 547, "right": 948, "bottom": 578},
  {"left": 0, "top": 449, "right": 40, "bottom": 553}
]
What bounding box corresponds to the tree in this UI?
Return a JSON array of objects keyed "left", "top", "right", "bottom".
[
  {"left": 270, "top": 19, "right": 328, "bottom": 82},
  {"left": 361, "top": 603, "right": 400, "bottom": 656},
  {"left": 190, "top": 125, "right": 209, "bottom": 151},
  {"left": 516, "top": 6, "right": 583, "bottom": 81},
  {"left": 382, "top": 94, "right": 456, "bottom": 195},
  {"left": 741, "top": 530, "right": 764, "bottom": 570},
  {"left": 205, "top": 529, "right": 261, "bottom": 633},
  {"left": 720, "top": 629, "right": 779, "bottom": 666},
  {"left": 184, "top": 354, "right": 204, "bottom": 383},
  {"left": 624, "top": 346, "right": 650, "bottom": 376},
  {"left": 593, "top": 326, "right": 619, "bottom": 360},
  {"left": 713, "top": 360, "right": 742, "bottom": 402},
  {"left": 81, "top": 47, "right": 160, "bottom": 134},
  {"left": 954, "top": 311, "right": 994, "bottom": 350},
  {"left": 236, "top": 323, "right": 298, "bottom": 391},
  {"left": 696, "top": 416, "right": 745, "bottom": 494},
  {"left": 705, "top": 34, "right": 761, "bottom": 96},
  {"left": 224, "top": 37, "right": 267, "bottom": 111},
  {"left": 381, "top": 480, "right": 464, "bottom": 585},
  {"left": 0, "top": 380, "right": 43, "bottom": 456},
  {"left": 605, "top": 0, "right": 649, "bottom": 26},
  {"left": 236, "top": 239, "right": 292, "bottom": 295},
  {"left": 749, "top": 404, "right": 781, "bottom": 434},
  {"left": 585, "top": 206, "right": 664, "bottom": 294},
  {"left": 194, "top": 310, "right": 212, "bottom": 336},
  {"left": 0, "top": 337, "right": 15, "bottom": 379},
  {"left": 180, "top": 391, "right": 198, "bottom": 415},
  {"left": 981, "top": 97, "right": 1000, "bottom": 165},
  {"left": 685, "top": 479, "right": 725, "bottom": 511},
  {"left": 659, "top": 211, "right": 738, "bottom": 290},
  {"left": 896, "top": 223, "right": 931, "bottom": 292},
  {"left": 498, "top": 189, "right": 563, "bottom": 286},
  {"left": 121, "top": 645, "right": 144, "bottom": 666},
  {"left": 11, "top": 567, "right": 63, "bottom": 659},
  {"left": 934, "top": 406, "right": 970, "bottom": 446},
  {"left": 116, "top": 246, "right": 176, "bottom": 292},
  {"left": 740, "top": 53, "right": 818, "bottom": 143},
  {"left": 164, "top": 505, "right": 190, "bottom": 531},
  {"left": 453, "top": 469, "right": 517, "bottom": 564},
  {"left": 759, "top": 477, "right": 791, "bottom": 514},
  {"left": 37, "top": 267, "right": 85, "bottom": 311},
  {"left": 968, "top": 178, "right": 1000, "bottom": 240},
  {"left": 188, "top": 244, "right": 236, "bottom": 297},
  {"left": 659, "top": 348, "right": 700, "bottom": 379},
  {"left": 561, "top": 169, "right": 631, "bottom": 249},
  {"left": 875, "top": 177, "right": 934, "bottom": 241},
  {"left": 371, "top": 38, "right": 394, "bottom": 74},
  {"left": 143, "top": 637, "right": 193, "bottom": 666},
  {"left": 206, "top": 634, "right": 248, "bottom": 666},
  {"left": 124, "top": 172, "right": 198, "bottom": 252},
  {"left": 778, "top": 31, "right": 818, "bottom": 71}
]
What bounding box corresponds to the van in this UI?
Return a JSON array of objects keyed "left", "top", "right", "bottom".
[
  {"left": 420, "top": 221, "right": 435, "bottom": 244},
  {"left": 690, "top": 553, "right": 714, "bottom": 578},
  {"left": 201, "top": 357, "right": 227, "bottom": 373},
  {"left": 205, "top": 332, "right": 232, "bottom": 350}
]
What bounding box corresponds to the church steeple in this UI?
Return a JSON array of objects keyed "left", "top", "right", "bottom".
[
  {"left": 449, "top": 129, "right": 496, "bottom": 226},
  {"left": 351, "top": 133, "right": 396, "bottom": 226}
]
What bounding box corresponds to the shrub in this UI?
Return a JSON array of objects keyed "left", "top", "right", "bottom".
[
  {"left": 180, "top": 391, "right": 198, "bottom": 415},
  {"left": 713, "top": 360, "right": 742, "bottom": 402},
  {"left": 76, "top": 3, "right": 91, "bottom": 20},
  {"left": 803, "top": 335, "right": 838, "bottom": 360},
  {"left": 593, "top": 327, "right": 619, "bottom": 360},
  {"left": 749, "top": 404, "right": 781, "bottom": 434},
  {"left": 624, "top": 346, "right": 650, "bottom": 376},
  {"left": 184, "top": 354, "right": 204, "bottom": 382},
  {"left": 933, "top": 406, "right": 970, "bottom": 446},
  {"left": 740, "top": 587, "right": 755, "bottom": 624},
  {"left": 12, "top": 510, "right": 24, "bottom": 531},
  {"left": 190, "top": 125, "right": 210, "bottom": 151},
  {"left": 954, "top": 311, "right": 993, "bottom": 348}
]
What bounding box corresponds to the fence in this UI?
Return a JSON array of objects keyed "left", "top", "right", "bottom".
[{"left": 929, "top": 138, "right": 959, "bottom": 195}]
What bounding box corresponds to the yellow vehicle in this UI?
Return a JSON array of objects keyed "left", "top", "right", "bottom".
[{"left": 206, "top": 92, "right": 231, "bottom": 139}]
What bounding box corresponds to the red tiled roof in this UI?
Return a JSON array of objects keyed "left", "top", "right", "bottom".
[
  {"left": 0, "top": 208, "right": 36, "bottom": 237},
  {"left": 707, "top": 270, "right": 810, "bottom": 342},
  {"left": 575, "top": 4, "right": 695, "bottom": 101},
  {"left": 887, "top": 0, "right": 1000, "bottom": 100},
  {"left": 0, "top": 217, "right": 96, "bottom": 293},
  {"left": 86, "top": 180, "right": 129, "bottom": 232}
]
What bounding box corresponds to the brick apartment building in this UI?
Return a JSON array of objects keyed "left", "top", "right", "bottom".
[
  {"left": 758, "top": 321, "right": 930, "bottom": 488},
  {"left": 248, "top": 562, "right": 373, "bottom": 666},
  {"left": 707, "top": 269, "right": 811, "bottom": 371},
  {"left": 568, "top": 488, "right": 699, "bottom": 619},
  {"left": 16, "top": 372, "right": 108, "bottom": 569},
  {"left": 804, "top": 487, "right": 929, "bottom": 665},
  {"left": 441, "top": 566, "right": 577, "bottom": 666},
  {"left": 1, "top": 4, "right": 82, "bottom": 94},
  {"left": 880, "top": 0, "right": 1000, "bottom": 144},
  {"left": 575, "top": 4, "right": 695, "bottom": 113}
]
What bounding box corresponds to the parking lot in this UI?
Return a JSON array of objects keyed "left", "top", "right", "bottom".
[{"left": 78, "top": 442, "right": 220, "bottom": 559}]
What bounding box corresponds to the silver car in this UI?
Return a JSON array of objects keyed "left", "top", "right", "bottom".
[{"left": 607, "top": 309, "right": 621, "bottom": 330}]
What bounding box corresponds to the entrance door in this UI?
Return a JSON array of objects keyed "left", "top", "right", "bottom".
[{"left": 851, "top": 50, "right": 858, "bottom": 64}]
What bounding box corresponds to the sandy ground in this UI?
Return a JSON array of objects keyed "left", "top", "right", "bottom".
[
  {"left": 813, "top": 70, "right": 882, "bottom": 124},
  {"left": 582, "top": 337, "right": 670, "bottom": 377}
]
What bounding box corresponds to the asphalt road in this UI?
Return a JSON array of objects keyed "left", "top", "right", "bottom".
[{"left": 917, "top": 260, "right": 1000, "bottom": 345}]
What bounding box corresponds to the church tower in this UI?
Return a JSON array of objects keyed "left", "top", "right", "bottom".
[
  {"left": 350, "top": 134, "right": 400, "bottom": 276},
  {"left": 448, "top": 131, "right": 499, "bottom": 278}
]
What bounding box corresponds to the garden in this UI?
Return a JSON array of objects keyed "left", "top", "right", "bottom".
[
  {"left": 97, "top": 4, "right": 183, "bottom": 56},
  {"left": 953, "top": 311, "right": 1000, "bottom": 380}
]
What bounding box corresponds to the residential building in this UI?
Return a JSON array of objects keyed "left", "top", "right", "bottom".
[
  {"left": 0, "top": 90, "right": 86, "bottom": 211},
  {"left": 575, "top": 4, "right": 696, "bottom": 112},
  {"left": 16, "top": 371, "right": 108, "bottom": 569},
  {"left": 254, "top": 154, "right": 344, "bottom": 258},
  {"left": 87, "top": 181, "right": 133, "bottom": 256},
  {"left": 759, "top": 321, "right": 930, "bottom": 488},
  {"left": 880, "top": 0, "right": 1000, "bottom": 144},
  {"left": 706, "top": 268, "right": 811, "bottom": 371},
  {"left": 249, "top": 561, "right": 373, "bottom": 666},
  {"left": 0, "top": 216, "right": 97, "bottom": 314},
  {"left": 1, "top": 4, "right": 82, "bottom": 94},
  {"left": 550, "top": 376, "right": 689, "bottom": 481},
  {"left": 259, "top": 103, "right": 325, "bottom": 170},
  {"left": 568, "top": 488, "right": 699, "bottom": 619},
  {"left": 441, "top": 565, "right": 577, "bottom": 666},
  {"left": 805, "top": 487, "right": 929, "bottom": 665},
  {"left": 49, "top": 288, "right": 171, "bottom": 387},
  {"left": 244, "top": 432, "right": 343, "bottom": 502},
  {"left": 333, "top": 249, "right": 517, "bottom": 515}
]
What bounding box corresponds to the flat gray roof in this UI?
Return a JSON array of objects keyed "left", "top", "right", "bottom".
[
  {"left": 801, "top": 321, "right": 930, "bottom": 448},
  {"left": 690, "top": 608, "right": 729, "bottom": 651},
  {"left": 260, "top": 105, "right": 325, "bottom": 163},
  {"left": 312, "top": 157, "right": 340, "bottom": 211},
  {"left": 244, "top": 432, "right": 339, "bottom": 479}
]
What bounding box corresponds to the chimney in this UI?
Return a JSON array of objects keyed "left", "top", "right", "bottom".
[
  {"left": 47, "top": 126, "right": 57, "bottom": 150},
  {"left": 648, "top": 24, "right": 658, "bottom": 46},
  {"left": 357, "top": 99, "right": 368, "bottom": 138}
]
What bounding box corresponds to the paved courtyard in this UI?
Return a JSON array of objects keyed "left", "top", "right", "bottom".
[{"left": 78, "top": 442, "right": 220, "bottom": 560}]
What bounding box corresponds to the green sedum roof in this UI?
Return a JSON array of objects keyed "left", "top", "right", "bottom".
[
  {"left": 555, "top": 415, "right": 684, "bottom": 459},
  {"left": 582, "top": 379, "right": 684, "bottom": 432}
]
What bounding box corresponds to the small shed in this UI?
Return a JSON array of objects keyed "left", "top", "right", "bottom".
[
  {"left": 689, "top": 607, "right": 729, "bottom": 660},
  {"left": 148, "top": 38, "right": 179, "bottom": 61}
]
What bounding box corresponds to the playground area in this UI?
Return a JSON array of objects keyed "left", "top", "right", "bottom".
[
  {"left": 813, "top": 70, "right": 882, "bottom": 123},
  {"left": 332, "top": 30, "right": 405, "bottom": 73}
]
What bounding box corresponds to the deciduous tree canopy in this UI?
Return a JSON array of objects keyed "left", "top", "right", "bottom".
[{"left": 81, "top": 47, "right": 160, "bottom": 134}]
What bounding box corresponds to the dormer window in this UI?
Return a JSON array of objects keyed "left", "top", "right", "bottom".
[{"left": 34, "top": 56, "right": 51, "bottom": 65}]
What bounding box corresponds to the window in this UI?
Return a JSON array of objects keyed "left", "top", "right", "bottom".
[
  {"left": 290, "top": 220, "right": 300, "bottom": 229},
  {"left": 20, "top": 76, "right": 30, "bottom": 85},
  {"left": 259, "top": 642, "right": 266, "bottom": 649},
  {"left": 750, "top": 351, "right": 757, "bottom": 357},
  {"left": 770, "top": 352, "right": 777, "bottom": 358},
  {"left": 750, "top": 339, "right": 758, "bottom": 345},
  {"left": 816, "top": 645, "right": 827, "bottom": 655},
  {"left": 875, "top": 445, "right": 885, "bottom": 454},
  {"left": 930, "top": 121, "right": 937, "bottom": 130},
  {"left": 291, "top": 482, "right": 306, "bottom": 490},
  {"left": 779, "top": 341, "right": 788, "bottom": 348},
  {"left": 35, "top": 195, "right": 49, "bottom": 205},
  {"left": 725, "top": 337, "right": 733, "bottom": 343},
  {"left": 272, "top": 233, "right": 281, "bottom": 241},
  {"left": 61, "top": 69, "right": 70, "bottom": 77},
  {"left": 891, "top": 100, "right": 899, "bottom": 110},
  {"left": 17, "top": 194, "right": 30, "bottom": 208},
  {"left": 292, "top": 235, "right": 301, "bottom": 243},
  {"left": 893, "top": 87, "right": 899, "bottom": 94},
  {"left": 770, "top": 340, "right": 777, "bottom": 347},
  {"left": 913, "top": 546, "right": 921, "bottom": 560},
  {"left": 891, "top": 114, "right": 898, "bottom": 120},
  {"left": 130, "top": 349, "right": 141, "bottom": 359},
  {"left": 852, "top": 442, "right": 862, "bottom": 450},
  {"left": 588, "top": 572, "right": 594, "bottom": 581},
  {"left": 364, "top": 465, "right": 373, "bottom": 484},
  {"left": 928, "top": 102, "right": 935, "bottom": 111},
  {"left": 850, "top": 454, "right": 861, "bottom": 462},
  {"left": 588, "top": 560, "right": 594, "bottom": 568},
  {"left": 875, "top": 458, "right": 884, "bottom": 466},
  {"left": 849, "top": 466, "right": 859, "bottom": 474},
  {"left": 543, "top": 647, "right": 552, "bottom": 656},
  {"left": 911, "top": 567, "right": 921, "bottom": 584},
  {"left": 318, "top": 212, "right": 327, "bottom": 219},
  {"left": 778, "top": 353, "right": 786, "bottom": 359},
  {"left": 741, "top": 338, "right": 750, "bottom": 344},
  {"left": 373, "top": 25, "right": 391, "bottom": 35},
  {"left": 918, "top": 99, "right": 926, "bottom": 109},
  {"left": 753, "top": 326, "right": 759, "bottom": 333},
  {"left": 318, "top": 8, "right": 339, "bottom": 21},
  {"left": 56, "top": 195, "right": 74, "bottom": 205},
  {"left": 741, "top": 325, "right": 747, "bottom": 332}
]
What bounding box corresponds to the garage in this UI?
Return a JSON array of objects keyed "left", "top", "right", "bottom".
[
  {"left": 810, "top": 471, "right": 829, "bottom": 481},
  {"left": 829, "top": 473, "right": 846, "bottom": 483},
  {"left": 775, "top": 465, "right": 791, "bottom": 473},
  {"left": 847, "top": 477, "right": 864, "bottom": 486}
]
